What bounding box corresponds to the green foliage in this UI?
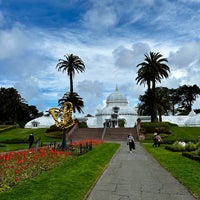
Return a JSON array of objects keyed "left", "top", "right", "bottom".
[
  {"left": 45, "top": 124, "right": 60, "bottom": 133},
  {"left": 1, "top": 138, "right": 28, "bottom": 144},
  {"left": 141, "top": 122, "right": 171, "bottom": 134},
  {"left": 196, "top": 148, "right": 200, "bottom": 156},
  {"left": 0, "top": 87, "right": 40, "bottom": 125},
  {"left": 141, "top": 124, "right": 200, "bottom": 144},
  {"left": 166, "top": 126, "right": 200, "bottom": 142},
  {"left": 165, "top": 141, "right": 185, "bottom": 152},
  {"left": 185, "top": 141, "right": 197, "bottom": 152},
  {"left": 182, "top": 152, "right": 200, "bottom": 162},
  {"left": 78, "top": 121, "right": 87, "bottom": 128}
]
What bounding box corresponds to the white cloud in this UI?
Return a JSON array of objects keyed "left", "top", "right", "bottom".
[
  {"left": 113, "top": 42, "right": 151, "bottom": 70},
  {"left": 1, "top": 0, "right": 200, "bottom": 114}
]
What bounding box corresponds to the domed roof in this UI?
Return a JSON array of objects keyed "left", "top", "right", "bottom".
[
  {"left": 96, "top": 87, "right": 137, "bottom": 116},
  {"left": 106, "top": 87, "right": 128, "bottom": 106}
]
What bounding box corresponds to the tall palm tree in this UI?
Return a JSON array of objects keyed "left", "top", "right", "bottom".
[
  {"left": 136, "top": 52, "right": 170, "bottom": 122},
  {"left": 56, "top": 54, "right": 85, "bottom": 93},
  {"left": 58, "top": 92, "right": 84, "bottom": 114}
]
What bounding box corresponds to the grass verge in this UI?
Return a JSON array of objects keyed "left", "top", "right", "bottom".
[
  {"left": 142, "top": 143, "right": 200, "bottom": 199},
  {"left": 0, "top": 143, "right": 120, "bottom": 200}
]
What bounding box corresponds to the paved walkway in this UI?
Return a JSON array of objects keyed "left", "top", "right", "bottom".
[{"left": 86, "top": 142, "right": 197, "bottom": 200}]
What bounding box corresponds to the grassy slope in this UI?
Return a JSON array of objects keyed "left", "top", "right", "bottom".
[
  {"left": 0, "top": 143, "right": 120, "bottom": 200},
  {"left": 0, "top": 128, "right": 60, "bottom": 152},
  {"left": 167, "top": 126, "right": 200, "bottom": 141}
]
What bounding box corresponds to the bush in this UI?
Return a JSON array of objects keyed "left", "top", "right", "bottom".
[
  {"left": 196, "top": 142, "right": 200, "bottom": 149},
  {"left": 165, "top": 141, "right": 185, "bottom": 152},
  {"left": 78, "top": 121, "right": 88, "bottom": 128},
  {"left": 185, "top": 142, "right": 197, "bottom": 152},
  {"left": 141, "top": 122, "right": 171, "bottom": 134},
  {"left": 45, "top": 124, "right": 60, "bottom": 133},
  {"left": 182, "top": 152, "right": 200, "bottom": 162},
  {"left": 1, "top": 138, "right": 28, "bottom": 144},
  {"left": 196, "top": 148, "right": 200, "bottom": 156}
]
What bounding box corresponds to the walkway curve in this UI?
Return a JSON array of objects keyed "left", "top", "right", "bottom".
[{"left": 86, "top": 142, "right": 197, "bottom": 200}]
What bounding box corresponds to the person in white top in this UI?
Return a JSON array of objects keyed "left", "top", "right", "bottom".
[{"left": 127, "top": 134, "right": 135, "bottom": 153}]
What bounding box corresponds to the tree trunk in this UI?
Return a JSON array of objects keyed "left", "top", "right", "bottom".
[
  {"left": 70, "top": 73, "right": 73, "bottom": 93},
  {"left": 152, "top": 81, "right": 158, "bottom": 123}
]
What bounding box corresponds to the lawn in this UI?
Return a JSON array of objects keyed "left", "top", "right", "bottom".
[
  {"left": 142, "top": 143, "right": 200, "bottom": 199},
  {"left": 0, "top": 143, "right": 120, "bottom": 200},
  {"left": 166, "top": 126, "right": 200, "bottom": 141},
  {"left": 0, "top": 128, "right": 60, "bottom": 152}
]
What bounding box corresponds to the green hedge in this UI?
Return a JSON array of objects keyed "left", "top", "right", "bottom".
[
  {"left": 182, "top": 152, "right": 200, "bottom": 162},
  {"left": 141, "top": 122, "right": 171, "bottom": 134},
  {"left": 1, "top": 138, "right": 28, "bottom": 144}
]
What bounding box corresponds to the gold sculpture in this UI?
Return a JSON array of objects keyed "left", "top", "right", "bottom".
[{"left": 49, "top": 102, "right": 74, "bottom": 129}]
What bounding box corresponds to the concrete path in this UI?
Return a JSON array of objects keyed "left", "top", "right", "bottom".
[{"left": 86, "top": 142, "right": 197, "bottom": 200}]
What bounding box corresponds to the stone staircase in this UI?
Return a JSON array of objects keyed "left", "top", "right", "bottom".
[
  {"left": 103, "top": 127, "right": 138, "bottom": 142},
  {"left": 68, "top": 128, "right": 103, "bottom": 142},
  {"left": 68, "top": 127, "right": 138, "bottom": 142}
]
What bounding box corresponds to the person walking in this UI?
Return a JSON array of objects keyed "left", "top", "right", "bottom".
[
  {"left": 152, "top": 132, "right": 158, "bottom": 147},
  {"left": 156, "top": 133, "right": 162, "bottom": 147},
  {"left": 28, "top": 133, "right": 35, "bottom": 149},
  {"left": 127, "top": 134, "right": 135, "bottom": 153}
]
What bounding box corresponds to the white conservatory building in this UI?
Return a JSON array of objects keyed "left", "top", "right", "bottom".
[{"left": 90, "top": 87, "right": 139, "bottom": 128}]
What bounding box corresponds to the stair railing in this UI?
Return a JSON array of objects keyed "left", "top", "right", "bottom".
[{"left": 101, "top": 126, "right": 107, "bottom": 140}]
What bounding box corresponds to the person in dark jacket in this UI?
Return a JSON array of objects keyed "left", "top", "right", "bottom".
[
  {"left": 28, "top": 133, "right": 35, "bottom": 149},
  {"left": 152, "top": 132, "right": 158, "bottom": 147}
]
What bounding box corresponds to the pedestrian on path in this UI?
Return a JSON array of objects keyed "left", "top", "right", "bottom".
[
  {"left": 152, "top": 132, "right": 158, "bottom": 147},
  {"left": 156, "top": 133, "right": 162, "bottom": 147},
  {"left": 28, "top": 133, "right": 35, "bottom": 149},
  {"left": 127, "top": 134, "right": 135, "bottom": 153}
]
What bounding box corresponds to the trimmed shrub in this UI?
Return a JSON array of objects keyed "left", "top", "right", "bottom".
[
  {"left": 165, "top": 141, "right": 185, "bottom": 152},
  {"left": 182, "top": 152, "right": 200, "bottom": 162},
  {"left": 195, "top": 148, "right": 200, "bottom": 156},
  {"left": 185, "top": 142, "right": 197, "bottom": 152},
  {"left": 45, "top": 124, "right": 60, "bottom": 133},
  {"left": 78, "top": 121, "right": 88, "bottom": 128},
  {"left": 1, "top": 138, "right": 28, "bottom": 144},
  {"left": 141, "top": 122, "right": 171, "bottom": 134}
]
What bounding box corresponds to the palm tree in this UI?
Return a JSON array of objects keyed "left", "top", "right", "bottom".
[
  {"left": 58, "top": 92, "right": 84, "bottom": 114},
  {"left": 136, "top": 52, "right": 170, "bottom": 122},
  {"left": 56, "top": 54, "right": 85, "bottom": 93}
]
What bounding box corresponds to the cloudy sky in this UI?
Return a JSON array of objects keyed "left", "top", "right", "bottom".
[{"left": 1, "top": 0, "right": 200, "bottom": 117}]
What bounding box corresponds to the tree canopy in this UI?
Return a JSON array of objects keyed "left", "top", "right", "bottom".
[{"left": 0, "top": 87, "right": 40, "bottom": 126}]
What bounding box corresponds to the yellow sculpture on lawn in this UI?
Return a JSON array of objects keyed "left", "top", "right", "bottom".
[{"left": 49, "top": 102, "right": 74, "bottom": 129}]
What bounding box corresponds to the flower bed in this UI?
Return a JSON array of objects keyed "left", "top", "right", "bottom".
[
  {"left": 0, "top": 147, "right": 71, "bottom": 191},
  {"left": 0, "top": 139, "right": 104, "bottom": 192}
]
